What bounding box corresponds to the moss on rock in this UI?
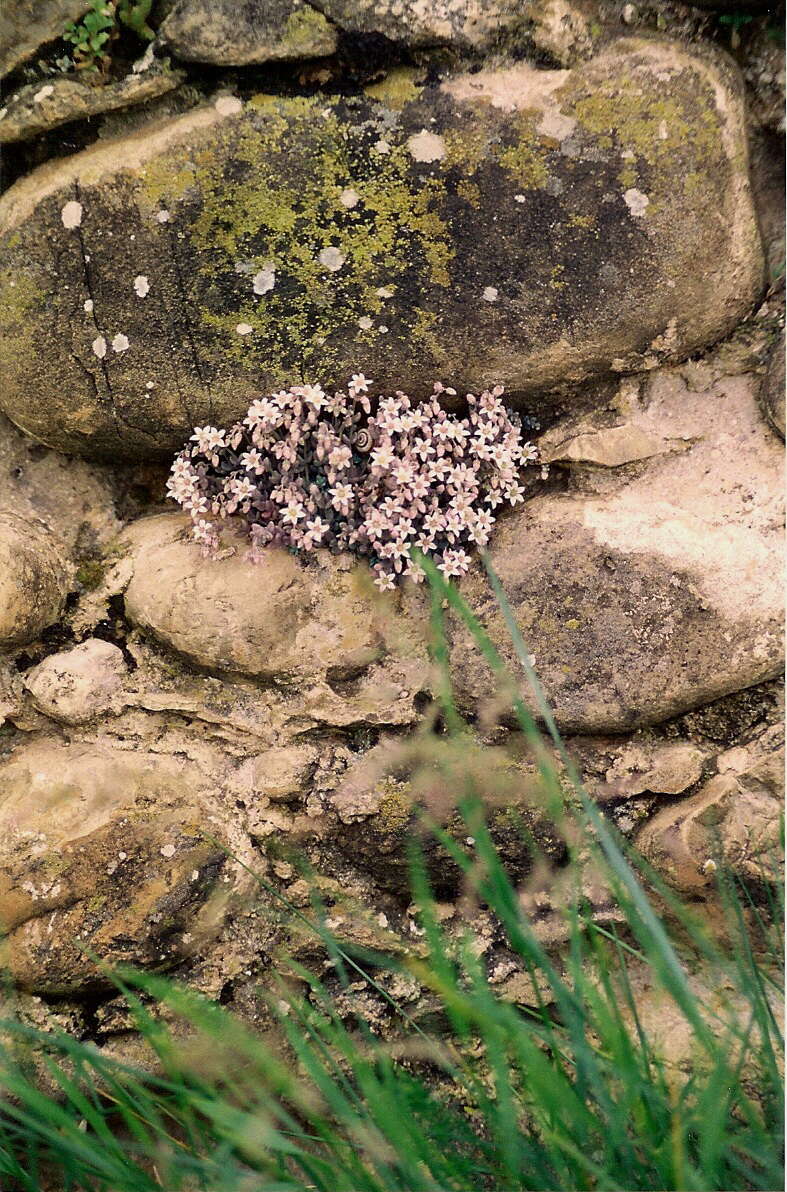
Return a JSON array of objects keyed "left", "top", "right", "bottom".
[{"left": 0, "top": 39, "right": 764, "bottom": 459}]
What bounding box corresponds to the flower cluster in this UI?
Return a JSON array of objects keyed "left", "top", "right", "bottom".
[{"left": 167, "top": 378, "right": 539, "bottom": 590}]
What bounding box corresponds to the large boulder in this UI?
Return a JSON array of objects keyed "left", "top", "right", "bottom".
[
  {"left": 159, "top": 0, "right": 337, "bottom": 65},
  {"left": 0, "top": 38, "right": 763, "bottom": 458},
  {"left": 0, "top": 512, "right": 70, "bottom": 649},
  {"left": 0, "top": 0, "right": 88, "bottom": 78},
  {"left": 121, "top": 513, "right": 415, "bottom": 682},
  {"left": 119, "top": 514, "right": 431, "bottom": 729},
  {"left": 450, "top": 366, "right": 783, "bottom": 732},
  {"left": 0, "top": 741, "right": 255, "bottom": 993}
]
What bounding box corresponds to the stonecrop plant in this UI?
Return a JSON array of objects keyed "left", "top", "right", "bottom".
[{"left": 168, "top": 378, "right": 539, "bottom": 590}]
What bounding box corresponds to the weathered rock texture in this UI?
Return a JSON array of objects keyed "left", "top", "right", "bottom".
[
  {"left": 314, "top": 0, "right": 529, "bottom": 49},
  {"left": 761, "top": 328, "right": 785, "bottom": 438},
  {"left": 0, "top": 38, "right": 763, "bottom": 457},
  {"left": 450, "top": 365, "right": 784, "bottom": 731},
  {"left": 120, "top": 513, "right": 431, "bottom": 726},
  {"left": 0, "top": 67, "right": 184, "bottom": 145},
  {"left": 23, "top": 637, "right": 127, "bottom": 724},
  {"left": 0, "top": 0, "right": 88, "bottom": 78},
  {"left": 0, "top": 742, "right": 256, "bottom": 993},
  {"left": 0, "top": 512, "right": 70, "bottom": 648},
  {"left": 159, "top": 0, "right": 338, "bottom": 64},
  {"left": 638, "top": 723, "right": 783, "bottom": 892}
]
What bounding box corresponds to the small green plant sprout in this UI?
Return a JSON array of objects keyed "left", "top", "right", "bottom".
[
  {"left": 62, "top": 0, "right": 154, "bottom": 75},
  {"left": 117, "top": 0, "right": 155, "bottom": 41},
  {"left": 62, "top": 1, "right": 116, "bottom": 72}
]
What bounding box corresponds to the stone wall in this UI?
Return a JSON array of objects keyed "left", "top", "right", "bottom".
[{"left": 0, "top": 0, "right": 783, "bottom": 1056}]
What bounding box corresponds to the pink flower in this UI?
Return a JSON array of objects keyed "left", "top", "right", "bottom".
[
  {"left": 281, "top": 499, "right": 305, "bottom": 525},
  {"left": 170, "top": 377, "right": 538, "bottom": 589},
  {"left": 329, "top": 444, "right": 352, "bottom": 470},
  {"left": 329, "top": 482, "right": 354, "bottom": 510},
  {"left": 305, "top": 516, "right": 329, "bottom": 542},
  {"left": 240, "top": 448, "right": 265, "bottom": 473},
  {"left": 412, "top": 436, "right": 435, "bottom": 461},
  {"left": 371, "top": 442, "right": 396, "bottom": 470}
]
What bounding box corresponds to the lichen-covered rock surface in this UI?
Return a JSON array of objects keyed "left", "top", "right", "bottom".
[
  {"left": 0, "top": 37, "right": 763, "bottom": 457},
  {"left": 159, "top": 0, "right": 338, "bottom": 65}
]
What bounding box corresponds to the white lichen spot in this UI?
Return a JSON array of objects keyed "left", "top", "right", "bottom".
[
  {"left": 514, "top": 193, "right": 526, "bottom": 203},
  {"left": 146, "top": 380, "right": 155, "bottom": 389},
  {"left": 340, "top": 187, "right": 360, "bottom": 208},
  {"left": 236, "top": 322, "right": 254, "bottom": 335},
  {"left": 623, "top": 188, "right": 649, "bottom": 218},
  {"left": 376, "top": 285, "right": 394, "bottom": 298},
  {"left": 358, "top": 315, "right": 373, "bottom": 330},
  {"left": 156, "top": 209, "right": 170, "bottom": 224},
  {"left": 252, "top": 263, "right": 276, "bottom": 294},
  {"left": 61, "top": 200, "right": 83, "bottom": 229},
  {"left": 133, "top": 274, "right": 150, "bottom": 298},
  {"left": 406, "top": 129, "right": 446, "bottom": 163},
  {"left": 621, "top": 149, "right": 635, "bottom": 161},
  {"left": 318, "top": 246, "right": 345, "bottom": 272},
  {"left": 92, "top": 335, "right": 107, "bottom": 359},
  {"left": 33, "top": 84, "right": 54, "bottom": 104},
  {"left": 482, "top": 286, "right": 499, "bottom": 303},
  {"left": 112, "top": 333, "right": 130, "bottom": 353},
  {"left": 214, "top": 94, "right": 243, "bottom": 116},
  {"left": 373, "top": 139, "right": 391, "bottom": 155},
  {"left": 132, "top": 42, "right": 155, "bottom": 73},
  {"left": 160, "top": 843, "right": 176, "bottom": 858},
  {"left": 83, "top": 298, "right": 94, "bottom": 313}
]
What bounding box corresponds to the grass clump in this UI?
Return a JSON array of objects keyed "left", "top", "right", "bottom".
[{"left": 0, "top": 555, "right": 782, "bottom": 1192}]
